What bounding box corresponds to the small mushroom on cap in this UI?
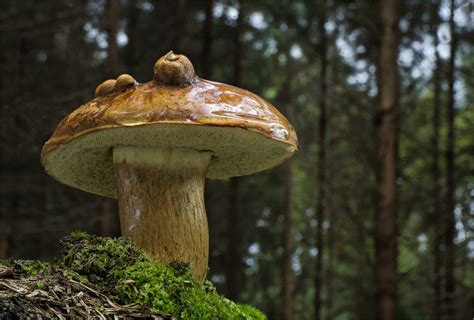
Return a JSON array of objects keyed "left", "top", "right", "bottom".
[
  {"left": 115, "top": 74, "right": 137, "bottom": 92},
  {"left": 95, "top": 79, "right": 116, "bottom": 97},
  {"left": 41, "top": 51, "right": 298, "bottom": 282}
]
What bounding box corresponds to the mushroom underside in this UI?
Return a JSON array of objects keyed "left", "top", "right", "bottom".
[{"left": 42, "top": 124, "right": 295, "bottom": 198}]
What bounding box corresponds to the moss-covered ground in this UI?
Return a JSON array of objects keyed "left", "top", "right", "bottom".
[{"left": 0, "top": 232, "right": 265, "bottom": 319}]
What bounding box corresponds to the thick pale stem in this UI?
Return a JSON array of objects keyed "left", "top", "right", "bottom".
[{"left": 113, "top": 146, "right": 211, "bottom": 282}]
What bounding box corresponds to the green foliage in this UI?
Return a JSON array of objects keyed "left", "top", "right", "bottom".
[
  {"left": 69, "top": 230, "right": 89, "bottom": 240},
  {"left": 116, "top": 261, "right": 265, "bottom": 320},
  {"left": 59, "top": 232, "right": 147, "bottom": 284},
  {"left": 64, "top": 270, "right": 89, "bottom": 284},
  {"left": 15, "top": 260, "right": 49, "bottom": 276},
  {"left": 59, "top": 232, "right": 265, "bottom": 319},
  {"left": 0, "top": 259, "right": 13, "bottom": 267}
]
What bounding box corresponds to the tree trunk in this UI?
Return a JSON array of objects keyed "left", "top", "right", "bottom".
[
  {"left": 444, "top": 0, "right": 457, "bottom": 316},
  {"left": 226, "top": 177, "right": 242, "bottom": 299},
  {"left": 325, "top": 40, "right": 335, "bottom": 320},
  {"left": 105, "top": 0, "right": 118, "bottom": 79},
  {"left": 430, "top": 1, "right": 442, "bottom": 319},
  {"left": 280, "top": 44, "right": 295, "bottom": 320},
  {"left": 0, "top": 226, "right": 10, "bottom": 259},
  {"left": 99, "top": 199, "right": 114, "bottom": 237},
  {"left": 201, "top": 0, "right": 214, "bottom": 79},
  {"left": 101, "top": 0, "right": 119, "bottom": 237},
  {"left": 225, "top": 0, "right": 244, "bottom": 301},
  {"left": 326, "top": 212, "right": 335, "bottom": 320},
  {"left": 374, "top": 1, "right": 400, "bottom": 320},
  {"left": 125, "top": 0, "right": 139, "bottom": 72},
  {"left": 173, "top": 0, "right": 186, "bottom": 52},
  {"left": 314, "top": 8, "right": 328, "bottom": 320},
  {"left": 282, "top": 163, "right": 294, "bottom": 320}
]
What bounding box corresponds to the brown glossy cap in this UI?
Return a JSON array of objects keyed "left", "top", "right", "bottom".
[{"left": 41, "top": 51, "right": 298, "bottom": 198}]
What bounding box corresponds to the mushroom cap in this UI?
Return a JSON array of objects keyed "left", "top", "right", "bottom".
[
  {"left": 115, "top": 74, "right": 137, "bottom": 92},
  {"left": 41, "top": 52, "right": 298, "bottom": 198},
  {"left": 95, "top": 79, "right": 116, "bottom": 97}
]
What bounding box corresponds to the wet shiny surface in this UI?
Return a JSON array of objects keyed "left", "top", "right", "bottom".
[{"left": 42, "top": 78, "right": 297, "bottom": 157}]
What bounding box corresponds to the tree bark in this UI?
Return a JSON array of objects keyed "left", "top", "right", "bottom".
[
  {"left": 374, "top": 1, "right": 400, "bottom": 320},
  {"left": 430, "top": 1, "right": 442, "bottom": 319},
  {"left": 326, "top": 213, "right": 335, "bottom": 320},
  {"left": 232, "top": 0, "right": 243, "bottom": 86},
  {"left": 105, "top": 0, "right": 118, "bottom": 79},
  {"left": 101, "top": 0, "right": 119, "bottom": 237},
  {"left": 173, "top": 0, "right": 186, "bottom": 52},
  {"left": 225, "top": 0, "right": 244, "bottom": 301},
  {"left": 314, "top": 7, "right": 328, "bottom": 320},
  {"left": 280, "top": 46, "right": 295, "bottom": 320},
  {"left": 125, "top": 0, "right": 139, "bottom": 71},
  {"left": 0, "top": 226, "right": 10, "bottom": 259},
  {"left": 325, "top": 34, "right": 335, "bottom": 320},
  {"left": 444, "top": 0, "right": 457, "bottom": 316},
  {"left": 226, "top": 177, "right": 243, "bottom": 300},
  {"left": 201, "top": 0, "right": 214, "bottom": 79},
  {"left": 282, "top": 163, "right": 294, "bottom": 320}
]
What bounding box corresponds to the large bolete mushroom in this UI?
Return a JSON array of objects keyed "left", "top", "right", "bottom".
[{"left": 41, "top": 51, "right": 298, "bottom": 282}]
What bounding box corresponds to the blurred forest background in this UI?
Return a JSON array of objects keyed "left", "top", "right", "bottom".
[{"left": 0, "top": 0, "right": 473, "bottom": 319}]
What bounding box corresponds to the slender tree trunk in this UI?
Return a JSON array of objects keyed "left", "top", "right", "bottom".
[
  {"left": 326, "top": 214, "right": 335, "bottom": 320},
  {"left": 173, "top": 0, "right": 185, "bottom": 52},
  {"left": 444, "top": 0, "right": 457, "bottom": 316},
  {"left": 430, "top": 1, "right": 443, "bottom": 319},
  {"left": 125, "top": 0, "right": 139, "bottom": 72},
  {"left": 99, "top": 199, "right": 114, "bottom": 236},
  {"left": 280, "top": 46, "right": 295, "bottom": 319},
  {"left": 232, "top": 0, "right": 243, "bottom": 87},
  {"left": 0, "top": 226, "right": 9, "bottom": 259},
  {"left": 282, "top": 162, "right": 294, "bottom": 320},
  {"left": 101, "top": 0, "right": 119, "bottom": 237},
  {"left": 314, "top": 8, "right": 328, "bottom": 320},
  {"left": 374, "top": 1, "right": 400, "bottom": 319},
  {"left": 261, "top": 264, "right": 276, "bottom": 320},
  {"left": 225, "top": 0, "right": 244, "bottom": 301},
  {"left": 326, "top": 47, "right": 335, "bottom": 320},
  {"left": 105, "top": 0, "right": 118, "bottom": 79},
  {"left": 201, "top": 0, "right": 214, "bottom": 79},
  {"left": 226, "top": 177, "right": 242, "bottom": 299}
]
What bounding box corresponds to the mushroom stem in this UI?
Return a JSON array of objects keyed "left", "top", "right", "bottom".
[{"left": 113, "top": 146, "right": 211, "bottom": 282}]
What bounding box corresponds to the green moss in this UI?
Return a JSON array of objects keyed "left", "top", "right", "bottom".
[
  {"left": 59, "top": 233, "right": 146, "bottom": 285},
  {"left": 69, "top": 230, "right": 89, "bottom": 240},
  {"left": 64, "top": 270, "right": 89, "bottom": 284},
  {"left": 57, "top": 232, "right": 265, "bottom": 319},
  {"left": 116, "top": 261, "right": 265, "bottom": 319},
  {"left": 15, "top": 260, "right": 49, "bottom": 276}
]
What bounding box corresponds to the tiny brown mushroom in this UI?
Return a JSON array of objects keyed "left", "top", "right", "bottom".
[
  {"left": 41, "top": 51, "right": 298, "bottom": 282},
  {"left": 115, "top": 74, "right": 137, "bottom": 92},
  {"left": 95, "top": 79, "right": 116, "bottom": 97},
  {"left": 153, "top": 51, "right": 195, "bottom": 86}
]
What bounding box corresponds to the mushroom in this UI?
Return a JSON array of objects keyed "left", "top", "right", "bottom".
[
  {"left": 95, "top": 79, "right": 116, "bottom": 97},
  {"left": 41, "top": 51, "right": 298, "bottom": 282},
  {"left": 115, "top": 74, "right": 137, "bottom": 92}
]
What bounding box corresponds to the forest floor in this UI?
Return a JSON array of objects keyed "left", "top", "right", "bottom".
[
  {"left": 0, "top": 233, "right": 264, "bottom": 319},
  {"left": 0, "top": 262, "right": 160, "bottom": 318}
]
